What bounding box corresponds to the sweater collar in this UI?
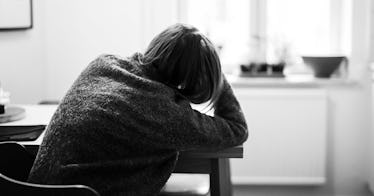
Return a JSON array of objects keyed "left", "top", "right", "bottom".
[{"left": 129, "top": 52, "right": 165, "bottom": 84}]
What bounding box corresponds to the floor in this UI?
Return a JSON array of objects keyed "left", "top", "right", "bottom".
[{"left": 232, "top": 185, "right": 374, "bottom": 196}]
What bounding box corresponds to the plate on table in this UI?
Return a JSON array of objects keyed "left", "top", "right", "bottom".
[{"left": 0, "top": 106, "right": 25, "bottom": 123}]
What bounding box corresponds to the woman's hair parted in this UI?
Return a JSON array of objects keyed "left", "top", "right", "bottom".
[{"left": 142, "top": 23, "right": 223, "bottom": 106}]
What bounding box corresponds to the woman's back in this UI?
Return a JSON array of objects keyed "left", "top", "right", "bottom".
[{"left": 28, "top": 54, "right": 184, "bottom": 195}]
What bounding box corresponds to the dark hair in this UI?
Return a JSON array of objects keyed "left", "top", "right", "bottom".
[{"left": 142, "top": 23, "right": 223, "bottom": 106}]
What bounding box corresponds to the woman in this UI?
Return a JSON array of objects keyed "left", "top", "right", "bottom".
[{"left": 28, "top": 23, "right": 248, "bottom": 196}]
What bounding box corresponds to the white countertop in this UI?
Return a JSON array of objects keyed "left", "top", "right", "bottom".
[{"left": 227, "top": 74, "right": 357, "bottom": 88}]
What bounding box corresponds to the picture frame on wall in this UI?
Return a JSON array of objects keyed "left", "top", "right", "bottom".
[{"left": 0, "top": 0, "right": 33, "bottom": 30}]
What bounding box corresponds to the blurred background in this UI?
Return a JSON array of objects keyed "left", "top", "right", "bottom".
[{"left": 0, "top": 0, "right": 373, "bottom": 195}]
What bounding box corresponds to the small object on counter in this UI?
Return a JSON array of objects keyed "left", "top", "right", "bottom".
[
  {"left": 0, "top": 83, "right": 10, "bottom": 114},
  {"left": 0, "top": 104, "right": 4, "bottom": 114},
  {"left": 240, "top": 62, "right": 285, "bottom": 77},
  {"left": 301, "top": 56, "right": 348, "bottom": 78},
  {"left": 0, "top": 82, "right": 15, "bottom": 119}
]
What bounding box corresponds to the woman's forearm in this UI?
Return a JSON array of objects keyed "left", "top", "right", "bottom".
[{"left": 214, "top": 76, "right": 247, "bottom": 128}]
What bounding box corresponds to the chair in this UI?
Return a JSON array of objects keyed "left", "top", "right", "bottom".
[
  {"left": 0, "top": 173, "right": 99, "bottom": 196},
  {"left": 0, "top": 142, "right": 100, "bottom": 196},
  {"left": 0, "top": 142, "right": 34, "bottom": 181}
]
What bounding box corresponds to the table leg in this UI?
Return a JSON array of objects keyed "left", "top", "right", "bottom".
[{"left": 210, "top": 158, "right": 232, "bottom": 196}]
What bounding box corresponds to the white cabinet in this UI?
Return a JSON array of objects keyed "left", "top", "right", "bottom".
[{"left": 231, "top": 88, "right": 328, "bottom": 185}]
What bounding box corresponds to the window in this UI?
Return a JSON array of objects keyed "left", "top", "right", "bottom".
[
  {"left": 178, "top": 0, "right": 352, "bottom": 73},
  {"left": 265, "top": 0, "right": 352, "bottom": 64},
  {"left": 178, "top": 0, "right": 251, "bottom": 73}
]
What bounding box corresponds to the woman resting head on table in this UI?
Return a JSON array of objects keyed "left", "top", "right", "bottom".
[{"left": 28, "top": 23, "right": 248, "bottom": 196}]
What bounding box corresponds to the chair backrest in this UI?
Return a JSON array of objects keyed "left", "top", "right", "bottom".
[
  {"left": 0, "top": 142, "right": 100, "bottom": 196},
  {"left": 0, "top": 142, "right": 35, "bottom": 181},
  {"left": 0, "top": 173, "right": 100, "bottom": 196}
]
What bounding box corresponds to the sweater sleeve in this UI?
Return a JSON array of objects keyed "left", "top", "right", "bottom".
[{"left": 139, "top": 75, "right": 248, "bottom": 151}]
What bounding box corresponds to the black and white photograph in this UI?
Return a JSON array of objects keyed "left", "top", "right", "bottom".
[{"left": 0, "top": 0, "right": 373, "bottom": 196}]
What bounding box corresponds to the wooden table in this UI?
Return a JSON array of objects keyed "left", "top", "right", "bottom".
[{"left": 0, "top": 105, "right": 243, "bottom": 196}]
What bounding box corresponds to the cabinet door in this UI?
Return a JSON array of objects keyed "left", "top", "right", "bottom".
[{"left": 231, "top": 88, "right": 327, "bottom": 185}]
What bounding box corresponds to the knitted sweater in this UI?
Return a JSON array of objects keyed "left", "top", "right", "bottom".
[{"left": 28, "top": 53, "right": 248, "bottom": 196}]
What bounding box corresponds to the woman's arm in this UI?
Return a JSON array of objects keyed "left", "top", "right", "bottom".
[{"left": 139, "top": 75, "right": 248, "bottom": 151}]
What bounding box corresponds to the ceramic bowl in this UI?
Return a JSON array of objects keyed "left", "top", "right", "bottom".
[{"left": 302, "top": 56, "right": 346, "bottom": 78}]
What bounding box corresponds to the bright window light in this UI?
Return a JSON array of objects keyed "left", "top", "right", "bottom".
[
  {"left": 181, "top": 0, "right": 251, "bottom": 73},
  {"left": 179, "top": 0, "right": 351, "bottom": 72}
]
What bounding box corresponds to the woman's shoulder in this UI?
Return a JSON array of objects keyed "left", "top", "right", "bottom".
[
  {"left": 92, "top": 54, "right": 129, "bottom": 65},
  {"left": 94, "top": 53, "right": 142, "bottom": 62},
  {"left": 84, "top": 53, "right": 142, "bottom": 75},
  {"left": 83, "top": 53, "right": 179, "bottom": 95}
]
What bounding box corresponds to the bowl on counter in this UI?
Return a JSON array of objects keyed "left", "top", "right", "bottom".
[{"left": 301, "top": 56, "right": 348, "bottom": 78}]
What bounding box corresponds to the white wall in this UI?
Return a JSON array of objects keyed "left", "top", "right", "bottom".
[
  {"left": 141, "top": 0, "right": 179, "bottom": 47},
  {"left": 0, "top": 1, "right": 46, "bottom": 104},
  {"left": 331, "top": 0, "right": 372, "bottom": 195},
  {"left": 43, "top": 0, "right": 177, "bottom": 100},
  {"left": 327, "top": 87, "right": 371, "bottom": 196},
  {"left": 0, "top": 0, "right": 178, "bottom": 103},
  {"left": 44, "top": 0, "right": 145, "bottom": 100},
  {"left": 368, "top": 0, "right": 374, "bottom": 193}
]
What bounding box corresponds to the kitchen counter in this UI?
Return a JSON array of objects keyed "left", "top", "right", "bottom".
[{"left": 227, "top": 74, "right": 358, "bottom": 88}]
